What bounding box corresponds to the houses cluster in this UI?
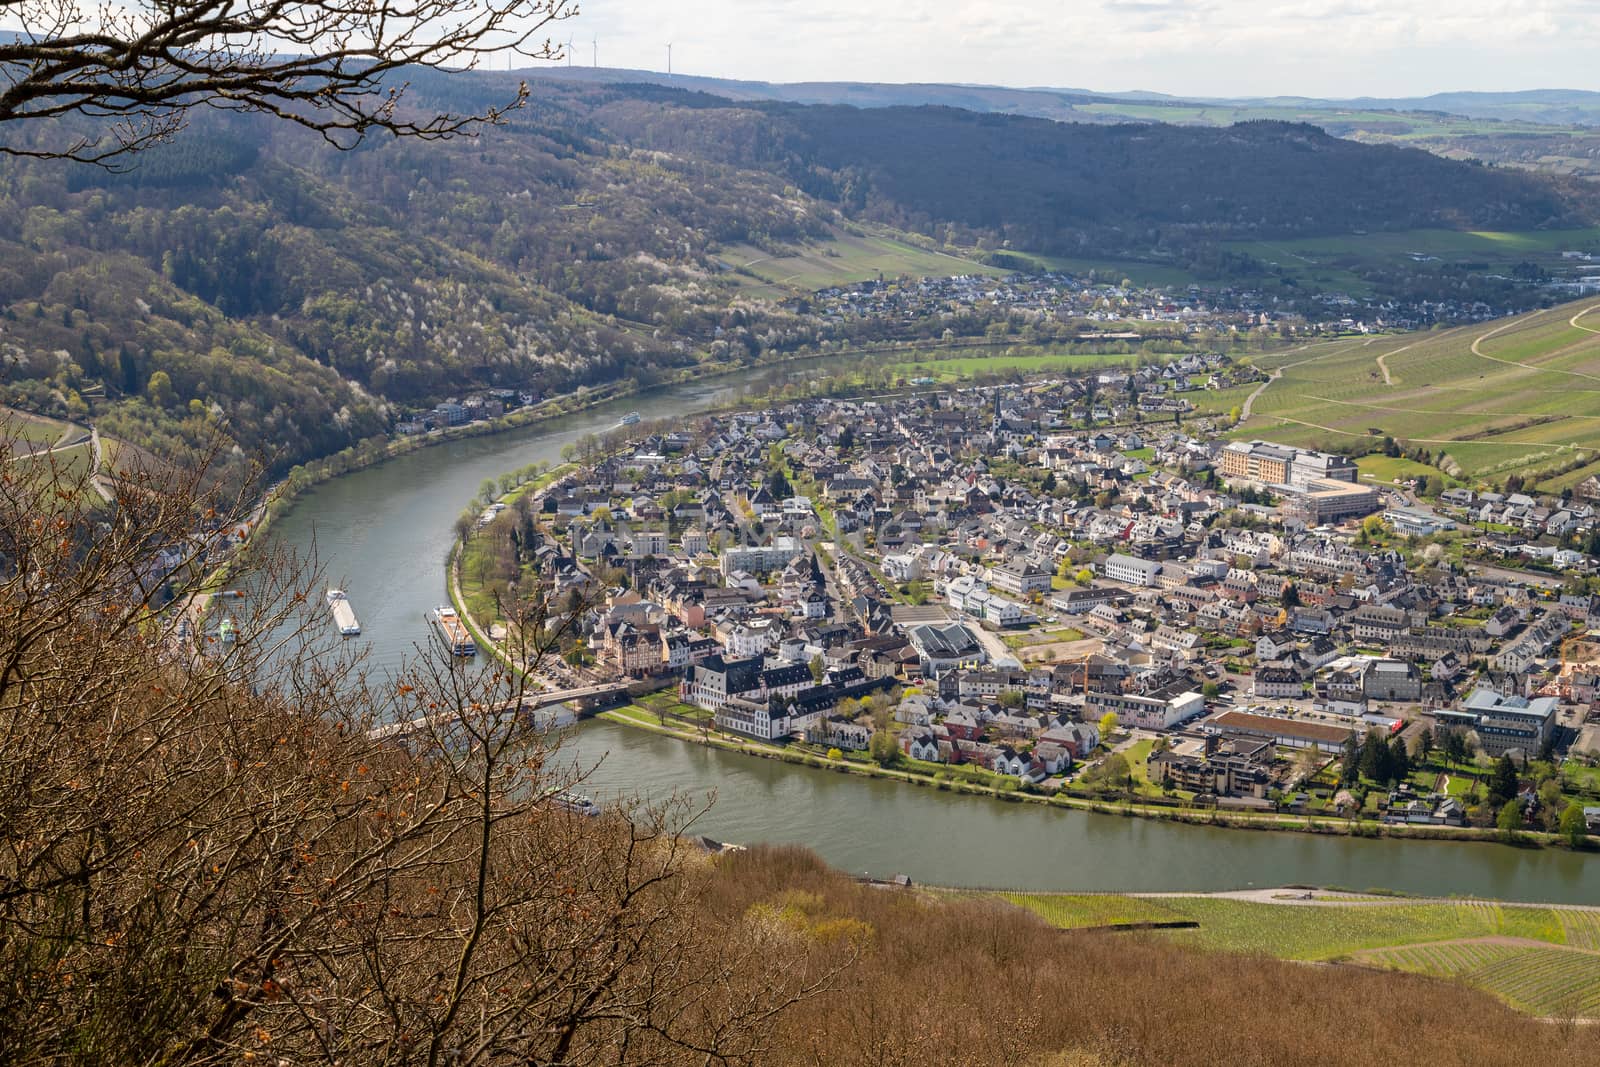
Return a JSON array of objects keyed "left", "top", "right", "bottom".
[
  {"left": 505, "top": 382, "right": 1597, "bottom": 805},
  {"left": 797, "top": 272, "right": 1521, "bottom": 343}
]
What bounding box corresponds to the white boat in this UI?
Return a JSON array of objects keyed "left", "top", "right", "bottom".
[
  {"left": 546, "top": 790, "right": 601, "bottom": 816},
  {"left": 326, "top": 589, "right": 361, "bottom": 636},
  {"left": 617, "top": 410, "right": 641, "bottom": 426}
]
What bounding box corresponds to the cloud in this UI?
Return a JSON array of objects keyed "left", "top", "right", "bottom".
[{"left": 558, "top": 0, "right": 1600, "bottom": 96}]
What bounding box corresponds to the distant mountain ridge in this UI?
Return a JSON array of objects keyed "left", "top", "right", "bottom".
[{"left": 528, "top": 67, "right": 1600, "bottom": 128}]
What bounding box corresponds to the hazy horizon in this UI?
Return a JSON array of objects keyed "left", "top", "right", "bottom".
[{"left": 548, "top": 0, "right": 1600, "bottom": 100}]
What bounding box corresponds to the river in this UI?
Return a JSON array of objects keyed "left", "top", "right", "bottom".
[{"left": 268, "top": 368, "right": 1600, "bottom": 901}]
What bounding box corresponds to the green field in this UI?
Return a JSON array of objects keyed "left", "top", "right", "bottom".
[
  {"left": 998, "top": 892, "right": 1180, "bottom": 929},
  {"left": 17, "top": 442, "right": 94, "bottom": 481},
  {"left": 717, "top": 226, "right": 1003, "bottom": 293},
  {"left": 1007, "top": 893, "right": 1586, "bottom": 957},
  {"left": 890, "top": 350, "right": 1143, "bottom": 381},
  {"left": 987, "top": 249, "right": 1199, "bottom": 288},
  {"left": 1225, "top": 227, "right": 1600, "bottom": 295},
  {"left": 1356, "top": 454, "right": 1453, "bottom": 488},
  {"left": 1074, "top": 102, "right": 1563, "bottom": 141},
  {"left": 2, "top": 409, "right": 72, "bottom": 456},
  {"left": 1236, "top": 299, "right": 1600, "bottom": 489},
  {"left": 1005, "top": 891, "right": 1600, "bottom": 1017}
]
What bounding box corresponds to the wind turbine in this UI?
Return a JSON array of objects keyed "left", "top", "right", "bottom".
[
  {"left": 565, "top": 35, "right": 573, "bottom": 66},
  {"left": 592, "top": 35, "right": 598, "bottom": 68},
  {"left": 665, "top": 42, "right": 672, "bottom": 76}
]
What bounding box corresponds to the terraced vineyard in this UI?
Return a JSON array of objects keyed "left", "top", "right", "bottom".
[{"left": 1238, "top": 298, "right": 1600, "bottom": 490}]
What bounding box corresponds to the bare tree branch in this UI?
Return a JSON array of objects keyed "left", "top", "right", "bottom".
[{"left": 0, "top": 0, "right": 577, "bottom": 165}]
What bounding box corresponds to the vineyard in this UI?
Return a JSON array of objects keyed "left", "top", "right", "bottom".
[
  {"left": 1004, "top": 891, "right": 1600, "bottom": 1016},
  {"left": 998, "top": 893, "right": 1183, "bottom": 929},
  {"left": 1358, "top": 942, "right": 1600, "bottom": 1018}
]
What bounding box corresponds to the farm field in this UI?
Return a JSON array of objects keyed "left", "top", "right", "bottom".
[
  {"left": 998, "top": 892, "right": 1181, "bottom": 929},
  {"left": 1005, "top": 891, "right": 1600, "bottom": 1017},
  {"left": 17, "top": 442, "right": 95, "bottom": 483},
  {"left": 1008, "top": 892, "right": 1590, "bottom": 956},
  {"left": 2, "top": 408, "right": 73, "bottom": 456},
  {"left": 1225, "top": 227, "right": 1600, "bottom": 295},
  {"left": 888, "top": 350, "right": 1143, "bottom": 381},
  {"left": 1236, "top": 298, "right": 1600, "bottom": 490},
  {"left": 716, "top": 226, "right": 1003, "bottom": 293},
  {"left": 988, "top": 249, "right": 1199, "bottom": 288},
  {"left": 1356, "top": 941, "right": 1600, "bottom": 1018},
  {"left": 1073, "top": 101, "right": 1576, "bottom": 143}
]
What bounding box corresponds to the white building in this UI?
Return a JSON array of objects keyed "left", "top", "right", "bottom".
[{"left": 1103, "top": 552, "right": 1161, "bottom": 587}]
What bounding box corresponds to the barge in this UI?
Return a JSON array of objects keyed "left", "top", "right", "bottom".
[
  {"left": 431, "top": 605, "right": 476, "bottom": 657},
  {"left": 326, "top": 589, "right": 361, "bottom": 636}
]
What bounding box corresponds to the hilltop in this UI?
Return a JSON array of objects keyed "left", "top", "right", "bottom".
[{"left": 532, "top": 68, "right": 1600, "bottom": 179}]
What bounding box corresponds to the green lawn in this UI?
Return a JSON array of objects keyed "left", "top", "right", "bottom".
[{"left": 1356, "top": 454, "right": 1447, "bottom": 487}]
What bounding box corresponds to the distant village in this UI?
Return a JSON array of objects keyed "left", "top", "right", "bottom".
[
  {"left": 794, "top": 271, "right": 1505, "bottom": 338},
  {"left": 469, "top": 367, "right": 1600, "bottom": 832}
]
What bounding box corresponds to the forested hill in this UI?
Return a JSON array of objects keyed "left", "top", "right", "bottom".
[
  {"left": 2, "top": 72, "right": 1596, "bottom": 481},
  {"left": 588, "top": 94, "right": 1593, "bottom": 250}
]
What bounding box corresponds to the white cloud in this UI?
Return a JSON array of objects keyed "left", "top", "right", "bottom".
[{"left": 550, "top": 0, "right": 1600, "bottom": 96}]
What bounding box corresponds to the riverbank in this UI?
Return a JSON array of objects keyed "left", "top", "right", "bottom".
[{"left": 444, "top": 535, "right": 1589, "bottom": 852}]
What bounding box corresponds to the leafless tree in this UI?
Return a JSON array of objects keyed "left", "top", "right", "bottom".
[
  {"left": 0, "top": 425, "right": 831, "bottom": 1064},
  {"left": 0, "top": 0, "right": 576, "bottom": 165}
]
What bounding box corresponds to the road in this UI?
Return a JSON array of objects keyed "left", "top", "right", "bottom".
[{"left": 1471, "top": 312, "right": 1600, "bottom": 383}]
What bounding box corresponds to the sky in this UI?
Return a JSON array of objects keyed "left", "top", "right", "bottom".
[{"left": 548, "top": 0, "right": 1600, "bottom": 99}]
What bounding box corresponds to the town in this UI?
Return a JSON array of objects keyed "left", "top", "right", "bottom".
[{"left": 459, "top": 368, "right": 1600, "bottom": 838}]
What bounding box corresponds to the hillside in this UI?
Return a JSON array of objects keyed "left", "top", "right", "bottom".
[
  {"left": 1237, "top": 299, "right": 1600, "bottom": 492},
  {"left": 533, "top": 69, "right": 1600, "bottom": 178},
  {"left": 624, "top": 105, "right": 1586, "bottom": 245},
  {"left": 3, "top": 74, "right": 1597, "bottom": 481}
]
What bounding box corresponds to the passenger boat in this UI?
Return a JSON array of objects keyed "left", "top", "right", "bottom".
[
  {"left": 431, "top": 605, "right": 476, "bottom": 656},
  {"left": 617, "top": 410, "right": 641, "bottom": 426}
]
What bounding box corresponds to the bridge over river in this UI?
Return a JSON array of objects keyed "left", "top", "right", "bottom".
[{"left": 367, "top": 682, "right": 631, "bottom": 742}]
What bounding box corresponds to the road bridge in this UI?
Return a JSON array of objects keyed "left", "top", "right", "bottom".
[{"left": 367, "top": 681, "right": 630, "bottom": 742}]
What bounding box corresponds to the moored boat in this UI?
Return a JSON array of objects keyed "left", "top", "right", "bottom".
[
  {"left": 326, "top": 589, "right": 361, "bottom": 636},
  {"left": 430, "top": 605, "right": 476, "bottom": 656}
]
